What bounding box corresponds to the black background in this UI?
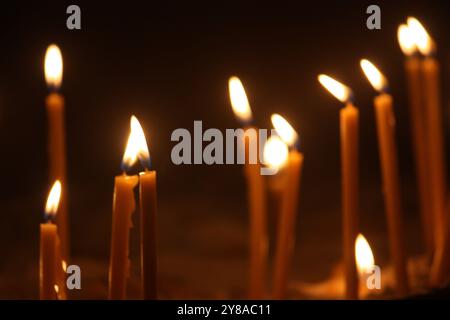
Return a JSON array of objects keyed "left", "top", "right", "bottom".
[{"left": 0, "top": 0, "right": 450, "bottom": 298}]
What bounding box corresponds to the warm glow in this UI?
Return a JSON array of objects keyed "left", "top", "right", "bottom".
[
  {"left": 407, "top": 17, "right": 434, "bottom": 56},
  {"left": 360, "top": 59, "right": 388, "bottom": 92},
  {"left": 45, "top": 180, "right": 62, "bottom": 218},
  {"left": 122, "top": 130, "right": 139, "bottom": 170},
  {"left": 263, "top": 135, "right": 289, "bottom": 169},
  {"left": 318, "top": 74, "right": 352, "bottom": 103},
  {"left": 62, "top": 260, "right": 67, "bottom": 272},
  {"left": 130, "top": 115, "right": 150, "bottom": 168},
  {"left": 397, "top": 24, "right": 416, "bottom": 56},
  {"left": 271, "top": 113, "right": 298, "bottom": 147},
  {"left": 228, "top": 76, "right": 252, "bottom": 123},
  {"left": 355, "top": 234, "right": 375, "bottom": 275},
  {"left": 54, "top": 285, "right": 59, "bottom": 294},
  {"left": 44, "top": 44, "right": 63, "bottom": 89}
]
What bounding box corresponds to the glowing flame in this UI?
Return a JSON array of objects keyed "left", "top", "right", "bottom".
[
  {"left": 360, "top": 59, "right": 388, "bottom": 92},
  {"left": 54, "top": 285, "right": 59, "bottom": 294},
  {"left": 45, "top": 180, "right": 62, "bottom": 218},
  {"left": 130, "top": 116, "right": 150, "bottom": 169},
  {"left": 228, "top": 76, "right": 252, "bottom": 123},
  {"left": 271, "top": 114, "right": 298, "bottom": 147},
  {"left": 44, "top": 44, "right": 63, "bottom": 89},
  {"left": 355, "top": 234, "right": 375, "bottom": 275},
  {"left": 318, "top": 74, "right": 352, "bottom": 103},
  {"left": 263, "top": 135, "right": 289, "bottom": 170},
  {"left": 407, "top": 17, "right": 434, "bottom": 56},
  {"left": 397, "top": 24, "right": 416, "bottom": 56},
  {"left": 62, "top": 260, "right": 67, "bottom": 272},
  {"left": 122, "top": 130, "right": 139, "bottom": 171}
]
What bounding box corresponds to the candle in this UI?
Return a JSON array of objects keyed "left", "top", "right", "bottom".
[
  {"left": 108, "top": 127, "right": 139, "bottom": 299},
  {"left": 44, "top": 44, "right": 69, "bottom": 261},
  {"left": 228, "top": 76, "right": 268, "bottom": 299},
  {"left": 270, "top": 114, "right": 304, "bottom": 299},
  {"left": 318, "top": 74, "right": 359, "bottom": 299},
  {"left": 360, "top": 59, "right": 409, "bottom": 296},
  {"left": 397, "top": 24, "right": 433, "bottom": 256},
  {"left": 40, "top": 180, "right": 64, "bottom": 300},
  {"left": 409, "top": 17, "right": 450, "bottom": 285},
  {"left": 130, "top": 116, "right": 158, "bottom": 299}
]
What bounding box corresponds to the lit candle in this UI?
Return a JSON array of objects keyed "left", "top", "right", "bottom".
[
  {"left": 130, "top": 116, "right": 158, "bottom": 300},
  {"left": 360, "top": 59, "right": 409, "bottom": 296},
  {"left": 40, "top": 180, "right": 65, "bottom": 300},
  {"left": 44, "top": 44, "right": 69, "bottom": 261},
  {"left": 409, "top": 17, "right": 450, "bottom": 285},
  {"left": 397, "top": 23, "right": 433, "bottom": 258},
  {"left": 270, "top": 114, "right": 304, "bottom": 299},
  {"left": 318, "top": 74, "right": 359, "bottom": 299},
  {"left": 108, "top": 126, "right": 139, "bottom": 299},
  {"left": 229, "top": 76, "right": 268, "bottom": 299}
]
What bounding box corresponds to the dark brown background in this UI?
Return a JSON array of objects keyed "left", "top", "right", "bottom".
[{"left": 0, "top": 0, "right": 449, "bottom": 298}]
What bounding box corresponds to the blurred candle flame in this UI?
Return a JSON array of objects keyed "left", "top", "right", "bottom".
[
  {"left": 228, "top": 76, "right": 253, "bottom": 123},
  {"left": 397, "top": 24, "right": 416, "bottom": 56},
  {"left": 44, "top": 44, "right": 63, "bottom": 89},
  {"left": 271, "top": 113, "right": 299, "bottom": 148},
  {"left": 45, "top": 180, "right": 62, "bottom": 219},
  {"left": 263, "top": 135, "right": 289, "bottom": 170},
  {"left": 407, "top": 17, "right": 435, "bottom": 56},
  {"left": 360, "top": 59, "right": 388, "bottom": 92},
  {"left": 318, "top": 74, "right": 352, "bottom": 103},
  {"left": 355, "top": 234, "right": 375, "bottom": 275}
]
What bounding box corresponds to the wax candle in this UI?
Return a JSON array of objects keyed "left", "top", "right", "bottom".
[
  {"left": 360, "top": 59, "right": 409, "bottom": 296},
  {"left": 397, "top": 24, "right": 433, "bottom": 256},
  {"left": 44, "top": 44, "right": 69, "bottom": 262},
  {"left": 229, "top": 77, "right": 268, "bottom": 299},
  {"left": 319, "top": 74, "right": 359, "bottom": 299},
  {"left": 270, "top": 114, "right": 304, "bottom": 299},
  {"left": 108, "top": 129, "right": 139, "bottom": 299},
  {"left": 355, "top": 234, "right": 377, "bottom": 299},
  {"left": 129, "top": 116, "right": 158, "bottom": 299},
  {"left": 409, "top": 17, "right": 450, "bottom": 285},
  {"left": 40, "top": 181, "right": 64, "bottom": 300}
]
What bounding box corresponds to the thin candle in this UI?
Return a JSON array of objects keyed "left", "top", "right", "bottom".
[
  {"left": 40, "top": 180, "right": 65, "bottom": 300},
  {"left": 409, "top": 17, "right": 450, "bottom": 285},
  {"left": 270, "top": 114, "right": 304, "bottom": 299},
  {"left": 44, "top": 45, "right": 69, "bottom": 262},
  {"left": 130, "top": 116, "right": 158, "bottom": 300},
  {"left": 108, "top": 127, "right": 139, "bottom": 299},
  {"left": 318, "top": 74, "right": 359, "bottom": 299},
  {"left": 397, "top": 24, "right": 433, "bottom": 257},
  {"left": 360, "top": 59, "right": 409, "bottom": 296},
  {"left": 229, "top": 76, "right": 268, "bottom": 299}
]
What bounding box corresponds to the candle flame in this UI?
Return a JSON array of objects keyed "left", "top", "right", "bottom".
[
  {"left": 228, "top": 76, "right": 252, "bottom": 123},
  {"left": 355, "top": 234, "right": 375, "bottom": 275},
  {"left": 45, "top": 180, "right": 62, "bottom": 218},
  {"left": 271, "top": 113, "right": 298, "bottom": 147},
  {"left": 122, "top": 129, "right": 139, "bottom": 171},
  {"left": 44, "top": 44, "right": 63, "bottom": 89},
  {"left": 318, "top": 74, "right": 352, "bottom": 103},
  {"left": 360, "top": 59, "right": 388, "bottom": 92},
  {"left": 130, "top": 115, "right": 151, "bottom": 169},
  {"left": 397, "top": 24, "right": 416, "bottom": 56},
  {"left": 407, "top": 17, "right": 435, "bottom": 56},
  {"left": 62, "top": 260, "right": 67, "bottom": 272},
  {"left": 54, "top": 285, "right": 59, "bottom": 294},
  {"left": 263, "top": 135, "right": 289, "bottom": 170}
]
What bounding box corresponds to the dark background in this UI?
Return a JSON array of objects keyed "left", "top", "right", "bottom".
[{"left": 0, "top": 0, "right": 449, "bottom": 298}]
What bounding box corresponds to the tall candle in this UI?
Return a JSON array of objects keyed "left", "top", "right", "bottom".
[
  {"left": 130, "top": 116, "right": 158, "bottom": 300},
  {"left": 361, "top": 59, "right": 409, "bottom": 296},
  {"left": 270, "top": 114, "right": 304, "bottom": 299},
  {"left": 229, "top": 77, "right": 268, "bottom": 299},
  {"left": 108, "top": 129, "right": 139, "bottom": 299},
  {"left": 409, "top": 17, "right": 450, "bottom": 285},
  {"left": 40, "top": 181, "right": 64, "bottom": 300},
  {"left": 44, "top": 44, "right": 69, "bottom": 262},
  {"left": 319, "top": 74, "right": 359, "bottom": 299},
  {"left": 397, "top": 24, "right": 433, "bottom": 255}
]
